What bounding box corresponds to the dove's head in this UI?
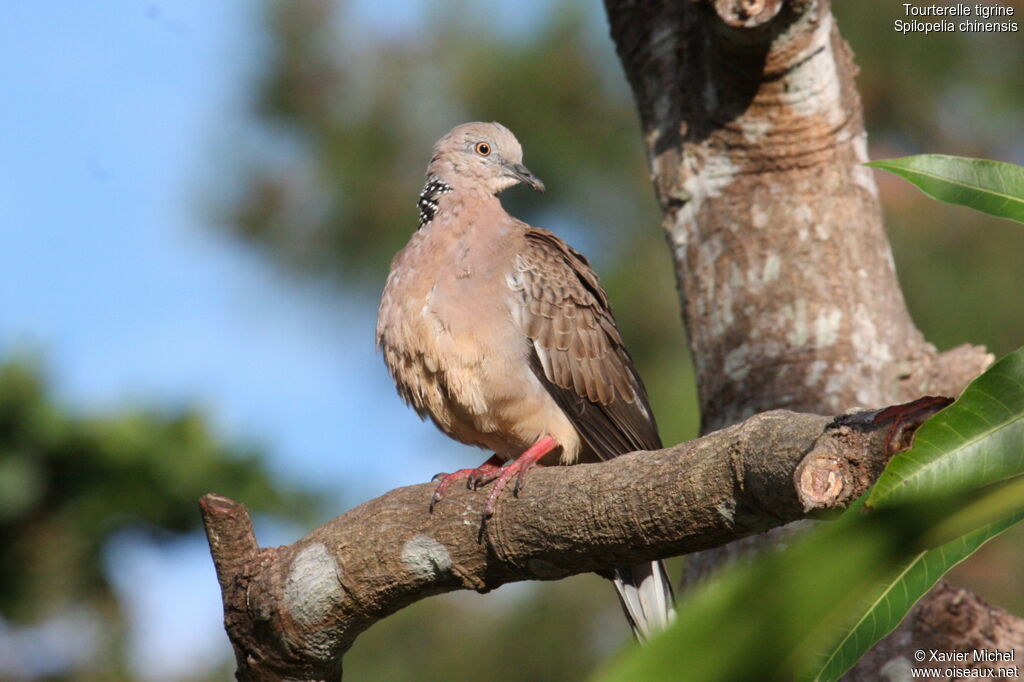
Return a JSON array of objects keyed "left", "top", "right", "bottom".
[{"left": 426, "top": 122, "right": 545, "bottom": 195}]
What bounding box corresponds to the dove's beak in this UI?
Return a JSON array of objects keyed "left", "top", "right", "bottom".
[{"left": 506, "top": 162, "right": 546, "bottom": 193}]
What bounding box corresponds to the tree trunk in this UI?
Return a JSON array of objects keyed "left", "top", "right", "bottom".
[{"left": 603, "top": 0, "right": 1016, "bottom": 678}]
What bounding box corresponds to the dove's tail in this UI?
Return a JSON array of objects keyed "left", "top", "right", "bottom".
[{"left": 612, "top": 560, "right": 677, "bottom": 642}]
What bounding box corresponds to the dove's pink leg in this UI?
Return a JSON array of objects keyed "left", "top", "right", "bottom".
[
  {"left": 430, "top": 454, "right": 503, "bottom": 512},
  {"left": 482, "top": 435, "right": 558, "bottom": 519}
]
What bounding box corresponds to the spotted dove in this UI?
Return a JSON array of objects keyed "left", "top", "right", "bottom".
[{"left": 376, "top": 122, "right": 676, "bottom": 640}]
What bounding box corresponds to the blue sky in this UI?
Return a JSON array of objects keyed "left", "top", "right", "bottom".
[
  {"left": 0, "top": 0, "right": 524, "bottom": 677},
  {"left": 0, "top": 0, "right": 461, "bottom": 493}
]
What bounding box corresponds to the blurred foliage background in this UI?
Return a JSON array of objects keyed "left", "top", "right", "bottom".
[
  {"left": 3, "top": 0, "right": 1023, "bottom": 679},
  {"left": 0, "top": 358, "right": 317, "bottom": 681}
]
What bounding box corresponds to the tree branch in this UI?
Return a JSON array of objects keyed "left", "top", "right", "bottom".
[{"left": 201, "top": 401, "right": 940, "bottom": 680}]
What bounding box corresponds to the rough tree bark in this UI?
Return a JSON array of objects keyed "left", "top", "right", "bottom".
[
  {"left": 201, "top": 403, "right": 941, "bottom": 680},
  {"left": 602, "top": 0, "right": 1015, "bottom": 678}
]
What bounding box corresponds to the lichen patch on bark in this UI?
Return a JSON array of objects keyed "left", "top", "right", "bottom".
[
  {"left": 284, "top": 543, "right": 345, "bottom": 628},
  {"left": 401, "top": 534, "right": 453, "bottom": 580}
]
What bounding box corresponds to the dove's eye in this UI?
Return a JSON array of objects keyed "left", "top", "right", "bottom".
[{"left": 474, "top": 142, "right": 491, "bottom": 156}]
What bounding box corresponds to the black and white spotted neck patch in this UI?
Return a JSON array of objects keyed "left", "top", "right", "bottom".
[{"left": 417, "top": 177, "right": 453, "bottom": 228}]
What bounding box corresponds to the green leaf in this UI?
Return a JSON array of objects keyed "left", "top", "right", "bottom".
[
  {"left": 867, "top": 155, "right": 1024, "bottom": 223},
  {"left": 594, "top": 479, "right": 1024, "bottom": 682},
  {"left": 594, "top": 514, "right": 905, "bottom": 682},
  {"left": 594, "top": 348, "right": 1024, "bottom": 682},
  {"left": 805, "top": 348, "right": 1024, "bottom": 680},
  {"left": 809, "top": 516, "right": 1021, "bottom": 682},
  {"left": 867, "top": 347, "right": 1024, "bottom": 506}
]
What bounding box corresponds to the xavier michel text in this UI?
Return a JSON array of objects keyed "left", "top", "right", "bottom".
[
  {"left": 914, "top": 649, "right": 1017, "bottom": 663},
  {"left": 896, "top": 3, "right": 1019, "bottom": 33}
]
